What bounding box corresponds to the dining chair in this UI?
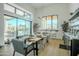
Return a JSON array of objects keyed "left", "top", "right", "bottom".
[{"left": 12, "top": 39, "right": 27, "bottom": 56}]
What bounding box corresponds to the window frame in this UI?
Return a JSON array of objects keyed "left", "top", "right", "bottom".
[
  {"left": 4, "top": 3, "right": 33, "bottom": 39},
  {"left": 4, "top": 4, "right": 16, "bottom": 13},
  {"left": 4, "top": 3, "right": 32, "bottom": 19},
  {"left": 16, "top": 8, "right": 25, "bottom": 16},
  {"left": 4, "top": 15, "right": 32, "bottom": 39},
  {"left": 41, "top": 15, "right": 58, "bottom": 31}
]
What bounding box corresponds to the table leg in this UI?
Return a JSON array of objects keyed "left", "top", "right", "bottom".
[
  {"left": 36, "top": 42, "right": 38, "bottom": 56},
  {"left": 33, "top": 44, "right": 36, "bottom": 56}
]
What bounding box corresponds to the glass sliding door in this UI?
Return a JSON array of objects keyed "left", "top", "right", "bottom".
[
  {"left": 4, "top": 15, "right": 16, "bottom": 43},
  {"left": 17, "top": 18, "right": 25, "bottom": 37},
  {"left": 17, "top": 19, "right": 32, "bottom": 38},
  {"left": 25, "top": 21, "right": 31, "bottom": 36},
  {"left": 4, "top": 16, "right": 32, "bottom": 41}
]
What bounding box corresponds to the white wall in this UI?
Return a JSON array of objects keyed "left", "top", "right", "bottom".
[
  {"left": 34, "top": 3, "right": 70, "bottom": 39},
  {"left": 0, "top": 4, "right": 4, "bottom": 47}
]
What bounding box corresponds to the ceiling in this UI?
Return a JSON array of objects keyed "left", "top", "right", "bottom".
[
  {"left": 16, "top": 3, "right": 70, "bottom": 9},
  {"left": 16, "top": 3, "right": 56, "bottom": 8},
  {"left": 28, "top": 3, "right": 53, "bottom": 8}
]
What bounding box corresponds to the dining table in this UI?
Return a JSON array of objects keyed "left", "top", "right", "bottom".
[{"left": 25, "top": 37, "right": 43, "bottom": 56}]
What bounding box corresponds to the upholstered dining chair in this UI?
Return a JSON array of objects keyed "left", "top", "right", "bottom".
[{"left": 12, "top": 39, "right": 27, "bottom": 56}]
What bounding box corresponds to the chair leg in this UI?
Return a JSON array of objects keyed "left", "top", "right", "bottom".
[
  {"left": 25, "top": 52, "right": 27, "bottom": 56},
  {"left": 25, "top": 53, "right": 27, "bottom": 56},
  {"left": 25, "top": 49, "right": 27, "bottom": 56},
  {"left": 33, "top": 48, "right": 36, "bottom": 56},
  {"left": 13, "top": 50, "right": 15, "bottom": 56}
]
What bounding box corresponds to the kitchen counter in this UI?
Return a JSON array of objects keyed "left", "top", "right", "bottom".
[{"left": 64, "top": 32, "right": 79, "bottom": 40}]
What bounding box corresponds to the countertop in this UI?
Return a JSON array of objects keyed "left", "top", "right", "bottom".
[{"left": 64, "top": 32, "right": 79, "bottom": 40}]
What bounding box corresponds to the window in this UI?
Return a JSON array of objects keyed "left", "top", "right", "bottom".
[
  {"left": 17, "top": 19, "right": 25, "bottom": 37},
  {"left": 25, "top": 21, "right": 31, "bottom": 35},
  {"left": 24, "top": 13, "right": 31, "bottom": 20},
  {"left": 4, "top": 15, "right": 32, "bottom": 41},
  {"left": 16, "top": 9, "right": 24, "bottom": 16},
  {"left": 4, "top": 4, "right": 15, "bottom": 13},
  {"left": 17, "top": 19, "right": 32, "bottom": 37},
  {"left": 41, "top": 17, "right": 47, "bottom": 30},
  {"left": 4, "top": 16, "right": 16, "bottom": 42},
  {"left": 4, "top": 4, "right": 32, "bottom": 40},
  {"left": 41, "top": 15, "right": 58, "bottom": 30},
  {"left": 52, "top": 16, "right": 58, "bottom": 29},
  {"left": 47, "top": 16, "right": 52, "bottom": 30}
]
